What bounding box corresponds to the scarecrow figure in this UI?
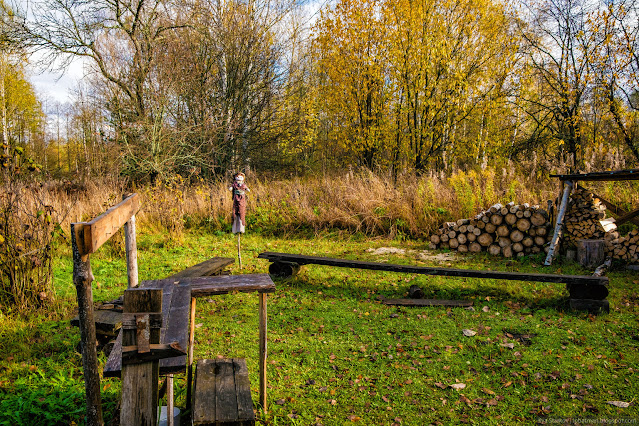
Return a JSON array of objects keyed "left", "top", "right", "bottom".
[{"left": 229, "top": 172, "right": 249, "bottom": 267}]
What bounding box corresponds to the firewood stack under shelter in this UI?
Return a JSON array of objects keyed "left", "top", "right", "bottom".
[{"left": 429, "top": 202, "right": 552, "bottom": 258}]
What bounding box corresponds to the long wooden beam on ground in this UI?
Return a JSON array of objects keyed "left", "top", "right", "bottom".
[{"left": 257, "top": 251, "right": 607, "bottom": 286}]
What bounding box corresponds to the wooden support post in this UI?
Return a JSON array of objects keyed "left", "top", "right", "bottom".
[
  {"left": 71, "top": 224, "right": 104, "bottom": 426},
  {"left": 237, "top": 233, "right": 243, "bottom": 269},
  {"left": 167, "top": 375, "right": 174, "bottom": 426},
  {"left": 123, "top": 208, "right": 138, "bottom": 288},
  {"left": 259, "top": 293, "right": 267, "bottom": 413},
  {"left": 544, "top": 180, "right": 574, "bottom": 266},
  {"left": 121, "top": 288, "right": 163, "bottom": 426},
  {"left": 186, "top": 297, "right": 197, "bottom": 414}
]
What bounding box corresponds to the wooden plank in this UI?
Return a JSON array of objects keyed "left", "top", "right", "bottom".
[
  {"left": 615, "top": 206, "right": 639, "bottom": 226},
  {"left": 120, "top": 288, "right": 162, "bottom": 426},
  {"left": 123, "top": 213, "right": 138, "bottom": 288},
  {"left": 550, "top": 169, "right": 639, "bottom": 181},
  {"left": 71, "top": 309, "right": 122, "bottom": 337},
  {"left": 216, "top": 359, "right": 239, "bottom": 423},
  {"left": 193, "top": 359, "right": 217, "bottom": 425},
  {"left": 160, "top": 281, "right": 190, "bottom": 373},
  {"left": 122, "top": 342, "right": 186, "bottom": 365},
  {"left": 167, "top": 257, "right": 234, "bottom": 279},
  {"left": 74, "top": 193, "right": 140, "bottom": 256},
  {"left": 257, "top": 252, "right": 608, "bottom": 286},
  {"left": 585, "top": 188, "right": 639, "bottom": 227},
  {"left": 382, "top": 298, "right": 473, "bottom": 307},
  {"left": 182, "top": 274, "right": 276, "bottom": 297},
  {"left": 234, "top": 358, "right": 255, "bottom": 422}
]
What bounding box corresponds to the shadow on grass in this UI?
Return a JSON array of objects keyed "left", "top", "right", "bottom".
[{"left": 272, "top": 273, "right": 576, "bottom": 314}]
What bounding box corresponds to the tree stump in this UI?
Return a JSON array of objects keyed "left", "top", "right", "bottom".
[{"left": 576, "top": 239, "right": 605, "bottom": 269}]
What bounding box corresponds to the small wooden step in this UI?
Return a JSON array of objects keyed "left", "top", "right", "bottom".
[{"left": 192, "top": 358, "right": 255, "bottom": 426}]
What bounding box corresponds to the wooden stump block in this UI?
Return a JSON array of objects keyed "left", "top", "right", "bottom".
[
  {"left": 576, "top": 239, "right": 605, "bottom": 269},
  {"left": 268, "top": 262, "right": 300, "bottom": 278},
  {"left": 567, "top": 283, "right": 609, "bottom": 300}
]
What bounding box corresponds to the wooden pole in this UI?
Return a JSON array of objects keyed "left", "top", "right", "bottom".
[
  {"left": 121, "top": 289, "right": 162, "bottom": 426},
  {"left": 123, "top": 201, "right": 138, "bottom": 289},
  {"left": 544, "top": 180, "right": 573, "bottom": 266},
  {"left": 167, "top": 375, "right": 174, "bottom": 426},
  {"left": 259, "top": 292, "right": 267, "bottom": 413},
  {"left": 237, "top": 233, "right": 243, "bottom": 269},
  {"left": 186, "top": 297, "right": 197, "bottom": 415},
  {"left": 71, "top": 223, "right": 104, "bottom": 426}
]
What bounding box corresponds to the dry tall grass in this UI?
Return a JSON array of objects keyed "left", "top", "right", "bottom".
[{"left": 29, "top": 165, "right": 639, "bottom": 244}]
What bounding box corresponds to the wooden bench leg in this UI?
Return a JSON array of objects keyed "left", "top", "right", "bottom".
[{"left": 259, "top": 293, "right": 267, "bottom": 413}]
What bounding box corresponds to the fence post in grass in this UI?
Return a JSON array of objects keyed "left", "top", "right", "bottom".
[
  {"left": 123, "top": 194, "right": 138, "bottom": 288},
  {"left": 71, "top": 223, "right": 104, "bottom": 426},
  {"left": 121, "top": 288, "right": 163, "bottom": 426},
  {"left": 259, "top": 292, "right": 267, "bottom": 413}
]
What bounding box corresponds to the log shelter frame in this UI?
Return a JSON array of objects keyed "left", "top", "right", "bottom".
[{"left": 544, "top": 169, "right": 639, "bottom": 266}]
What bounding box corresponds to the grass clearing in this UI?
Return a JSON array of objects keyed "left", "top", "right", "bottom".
[{"left": 1, "top": 230, "right": 638, "bottom": 424}]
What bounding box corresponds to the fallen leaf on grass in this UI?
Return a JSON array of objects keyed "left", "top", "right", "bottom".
[
  {"left": 607, "top": 401, "right": 631, "bottom": 408},
  {"left": 500, "top": 343, "right": 515, "bottom": 349},
  {"left": 450, "top": 383, "right": 466, "bottom": 390},
  {"left": 275, "top": 399, "right": 286, "bottom": 405},
  {"left": 482, "top": 306, "right": 490, "bottom": 312},
  {"left": 482, "top": 387, "right": 495, "bottom": 395},
  {"left": 434, "top": 382, "right": 447, "bottom": 389},
  {"left": 347, "top": 415, "right": 361, "bottom": 422},
  {"left": 462, "top": 329, "right": 477, "bottom": 337}
]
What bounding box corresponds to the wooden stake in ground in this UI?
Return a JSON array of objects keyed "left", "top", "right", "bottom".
[{"left": 229, "top": 172, "right": 250, "bottom": 269}]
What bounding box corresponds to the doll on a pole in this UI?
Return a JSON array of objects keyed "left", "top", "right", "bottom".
[{"left": 229, "top": 172, "right": 250, "bottom": 268}]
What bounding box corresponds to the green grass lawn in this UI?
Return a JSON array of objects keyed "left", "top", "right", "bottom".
[{"left": 1, "top": 230, "right": 638, "bottom": 425}]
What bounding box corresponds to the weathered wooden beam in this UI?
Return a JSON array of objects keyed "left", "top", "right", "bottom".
[
  {"left": 120, "top": 288, "right": 162, "bottom": 426},
  {"left": 550, "top": 168, "right": 639, "bottom": 181},
  {"left": 146, "top": 274, "right": 276, "bottom": 297},
  {"left": 166, "top": 257, "right": 234, "bottom": 279},
  {"left": 122, "top": 342, "right": 186, "bottom": 365},
  {"left": 382, "top": 298, "right": 473, "bottom": 307},
  {"left": 583, "top": 187, "right": 639, "bottom": 227},
  {"left": 259, "top": 293, "right": 267, "bottom": 413},
  {"left": 74, "top": 193, "right": 140, "bottom": 256},
  {"left": 257, "top": 252, "right": 607, "bottom": 286}
]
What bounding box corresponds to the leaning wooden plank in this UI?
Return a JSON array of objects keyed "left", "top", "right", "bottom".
[
  {"left": 382, "top": 298, "right": 473, "bottom": 307},
  {"left": 193, "top": 359, "right": 217, "bottom": 425},
  {"left": 159, "top": 281, "right": 190, "bottom": 373},
  {"left": 74, "top": 193, "right": 140, "bottom": 256},
  {"left": 167, "top": 257, "right": 235, "bottom": 279},
  {"left": 257, "top": 252, "right": 608, "bottom": 286},
  {"left": 586, "top": 189, "right": 639, "bottom": 227},
  {"left": 216, "top": 359, "right": 239, "bottom": 423}
]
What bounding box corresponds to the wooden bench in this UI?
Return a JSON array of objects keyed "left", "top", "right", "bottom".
[
  {"left": 258, "top": 251, "right": 610, "bottom": 312},
  {"left": 192, "top": 358, "right": 256, "bottom": 426}
]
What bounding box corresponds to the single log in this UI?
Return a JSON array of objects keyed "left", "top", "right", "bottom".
[
  {"left": 481, "top": 214, "right": 491, "bottom": 223},
  {"left": 457, "top": 233, "right": 468, "bottom": 245},
  {"left": 496, "top": 225, "right": 510, "bottom": 237},
  {"left": 534, "top": 236, "right": 546, "bottom": 247},
  {"left": 473, "top": 227, "right": 482, "bottom": 235},
  {"left": 449, "top": 238, "right": 459, "bottom": 249},
  {"left": 505, "top": 213, "right": 517, "bottom": 225},
  {"left": 457, "top": 244, "right": 469, "bottom": 253},
  {"left": 498, "top": 237, "right": 511, "bottom": 248},
  {"left": 490, "top": 214, "right": 503, "bottom": 225},
  {"left": 531, "top": 212, "right": 546, "bottom": 226},
  {"left": 510, "top": 229, "right": 524, "bottom": 243},
  {"left": 469, "top": 242, "right": 482, "bottom": 253},
  {"left": 502, "top": 245, "right": 514, "bottom": 258},
  {"left": 459, "top": 225, "right": 468, "bottom": 233},
  {"left": 488, "top": 244, "right": 502, "bottom": 256},
  {"left": 448, "top": 230, "right": 457, "bottom": 239},
  {"left": 440, "top": 234, "right": 449, "bottom": 243},
  {"left": 477, "top": 233, "right": 494, "bottom": 247},
  {"left": 516, "top": 210, "right": 525, "bottom": 218},
  {"left": 430, "top": 234, "right": 441, "bottom": 245},
  {"left": 516, "top": 218, "right": 531, "bottom": 232},
  {"left": 485, "top": 223, "right": 497, "bottom": 234},
  {"left": 512, "top": 242, "right": 524, "bottom": 253},
  {"left": 489, "top": 203, "right": 503, "bottom": 213},
  {"left": 476, "top": 221, "right": 486, "bottom": 230},
  {"left": 467, "top": 233, "right": 477, "bottom": 242},
  {"left": 535, "top": 226, "right": 548, "bottom": 236},
  {"left": 457, "top": 218, "right": 470, "bottom": 226},
  {"left": 522, "top": 236, "right": 534, "bottom": 247}
]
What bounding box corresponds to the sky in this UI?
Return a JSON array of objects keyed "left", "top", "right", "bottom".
[{"left": 28, "top": 58, "right": 87, "bottom": 106}]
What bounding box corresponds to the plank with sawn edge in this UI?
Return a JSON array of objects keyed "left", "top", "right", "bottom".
[
  {"left": 257, "top": 252, "right": 608, "bottom": 286},
  {"left": 167, "top": 257, "right": 234, "bottom": 279}
]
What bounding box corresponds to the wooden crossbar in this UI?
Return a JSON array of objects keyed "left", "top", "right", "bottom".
[{"left": 257, "top": 252, "right": 608, "bottom": 286}]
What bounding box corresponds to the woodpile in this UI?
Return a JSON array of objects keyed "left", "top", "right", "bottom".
[
  {"left": 429, "top": 202, "right": 552, "bottom": 258},
  {"left": 563, "top": 188, "right": 609, "bottom": 245},
  {"left": 606, "top": 229, "right": 639, "bottom": 263}
]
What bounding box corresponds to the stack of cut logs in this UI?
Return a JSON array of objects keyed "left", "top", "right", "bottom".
[
  {"left": 563, "top": 188, "right": 609, "bottom": 245},
  {"left": 429, "top": 202, "right": 552, "bottom": 257},
  {"left": 606, "top": 229, "right": 639, "bottom": 262}
]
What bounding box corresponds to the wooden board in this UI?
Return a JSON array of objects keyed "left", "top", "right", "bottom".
[
  {"left": 167, "top": 257, "right": 234, "bottom": 279},
  {"left": 73, "top": 193, "right": 140, "bottom": 256},
  {"left": 550, "top": 169, "right": 639, "bottom": 182},
  {"left": 71, "top": 309, "right": 122, "bottom": 337},
  {"left": 187, "top": 274, "right": 276, "bottom": 297},
  {"left": 257, "top": 252, "right": 608, "bottom": 286},
  {"left": 192, "top": 358, "right": 255, "bottom": 426},
  {"left": 382, "top": 298, "right": 473, "bottom": 307}
]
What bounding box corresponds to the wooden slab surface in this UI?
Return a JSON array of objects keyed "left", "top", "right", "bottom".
[
  {"left": 258, "top": 252, "right": 608, "bottom": 286},
  {"left": 193, "top": 358, "right": 255, "bottom": 425},
  {"left": 167, "top": 257, "right": 234, "bottom": 279}
]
